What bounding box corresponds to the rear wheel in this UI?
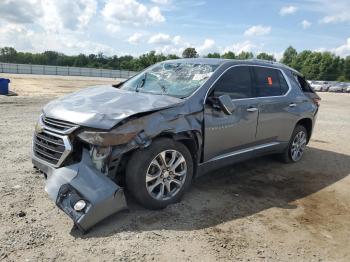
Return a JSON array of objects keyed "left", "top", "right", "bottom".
[
  {"left": 126, "top": 138, "right": 193, "bottom": 209},
  {"left": 280, "top": 125, "right": 308, "bottom": 163}
]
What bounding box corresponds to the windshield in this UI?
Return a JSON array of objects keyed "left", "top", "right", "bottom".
[{"left": 120, "top": 62, "right": 218, "bottom": 98}]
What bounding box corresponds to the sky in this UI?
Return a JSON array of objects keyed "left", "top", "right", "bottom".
[{"left": 0, "top": 0, "right": 349, "bottom": 60}]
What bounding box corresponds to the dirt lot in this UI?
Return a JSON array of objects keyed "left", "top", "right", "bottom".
[{"left": 0, "top": 74, "right": 350, "bottom": 261}]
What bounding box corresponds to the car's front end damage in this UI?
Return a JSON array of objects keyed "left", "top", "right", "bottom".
[
  {"left": 32, "top": 85, "right": 203, "bottom": 232},
  {"left": 32, "top": 114, "right": 130, "bottom": 232}
]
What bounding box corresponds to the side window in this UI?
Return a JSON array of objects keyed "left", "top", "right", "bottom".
[
  {"left": 294, "top": 74, "right": 314, "bottom": 93},
  {"left": 212, "top": 66, "right": 253, "bottom": 99},
  {"left": 254, "top": 67, "right": 289, "bottom": 97}
]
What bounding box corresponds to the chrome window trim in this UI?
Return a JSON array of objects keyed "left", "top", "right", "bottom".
[
  {"left": 203, "top": 64, "right": 293, "bottom": 105},
  {"left": 206, "top": 142, "right": 280, "bottom": 163}
]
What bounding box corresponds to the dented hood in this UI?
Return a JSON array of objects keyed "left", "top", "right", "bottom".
[{"left": 43, "top": 85, "right": 183, "bottom": 129}]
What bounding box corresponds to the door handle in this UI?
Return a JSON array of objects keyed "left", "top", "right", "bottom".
[
  {"left": 289, "top": 103, "right": 297, "bottom": 108},
  {"left": 247, "top": 107, "right": 258, "bottom": 112}
]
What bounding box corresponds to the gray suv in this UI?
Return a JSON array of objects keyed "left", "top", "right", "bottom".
[{"left": 32, "top": 59, "right": 320, "bottom": 232}]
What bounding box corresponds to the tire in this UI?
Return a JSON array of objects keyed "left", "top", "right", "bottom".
[
  {"left": 125, "top": 138, "right": 194, "bottom": 210},
  {"left": 280, "top": 125, "right": 308, "bottom": 163}
]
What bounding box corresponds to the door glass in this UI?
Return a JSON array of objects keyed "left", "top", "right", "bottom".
[
  {"left": 254, "top": 67, "right": 288, "bottom": 97},
  {"left": 212, "top": 66, "right": 253, "bottom": 99},
  {"left": 294, "top": 74, "right": 315, "bottom": 93}
]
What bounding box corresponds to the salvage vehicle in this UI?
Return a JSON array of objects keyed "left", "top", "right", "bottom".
[{"left": 32, "top": 58, "right": 320, "bottom": 232}]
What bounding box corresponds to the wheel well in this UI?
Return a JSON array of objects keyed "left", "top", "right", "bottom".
[
  {"left": 296, "top": 118, "right": 313, "bottom": 143},
  {"left": 153, "top": 132, "right": 199, "bottom": 177},
  {"left": 114, "top": 132, "right": 200, "bottom": 185}
]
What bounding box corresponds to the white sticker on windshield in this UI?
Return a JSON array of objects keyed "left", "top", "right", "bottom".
[{"left": 193, "top": 72, "right": 213, "bottom": 81}]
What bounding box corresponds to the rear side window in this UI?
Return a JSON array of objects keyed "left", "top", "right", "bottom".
[
  {"left": 213, "top": 66, "right": 253, "bottom": 99},
  {"left": 254, "top": 67, "right": 289, "bottom": 97},
  {"left": 294, "top": 74, "right": 315, "bottom": 93}
]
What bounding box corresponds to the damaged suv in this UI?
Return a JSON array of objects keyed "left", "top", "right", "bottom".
[{"left": 32, "top": 59, "right": 320, "bottom": 232}]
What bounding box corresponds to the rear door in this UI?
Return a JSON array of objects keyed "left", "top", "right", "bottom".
[
  {"left": 203, "top": 66, "right": 259, "bottom": 161},
  {"left": 253, "top": 66, "right": 296, "bottom": 144}
]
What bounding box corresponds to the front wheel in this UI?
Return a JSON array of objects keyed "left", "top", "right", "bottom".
[
  {"left": 280, "top": 125, "right": 308, "bottom": 163},
  {"left": 126, "top": 138, "right": 193, "bottom": 209}
]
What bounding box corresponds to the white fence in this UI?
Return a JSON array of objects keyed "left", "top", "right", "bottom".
[{"left": 0, "top": 62, "right": 137, "bottom": 79}]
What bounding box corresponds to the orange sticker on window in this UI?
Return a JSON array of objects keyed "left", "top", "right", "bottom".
[{"left": 267, "top": 77, "right": 273, "bottom": 86}]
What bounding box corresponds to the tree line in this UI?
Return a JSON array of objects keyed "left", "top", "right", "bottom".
[{"left": 0, "top": 46, "right": 349, "bottom": 81}]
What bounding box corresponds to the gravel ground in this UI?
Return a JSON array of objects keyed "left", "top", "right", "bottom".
[{"left": 0, "top": 75, "right": 350, "bottom": 261}]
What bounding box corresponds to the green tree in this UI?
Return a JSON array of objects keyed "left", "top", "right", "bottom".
[
  {"left": 256, "top": 52, "right": 276, "bottom": 61},
  {"left": 207, "top": 53, "right": 221, "bottom": 58},
  {"left": 0, "top": 47, "right": 17, "bottom": 62},
  {"left": 221, "top": 51, "right": 236, "bottom": 59},
  {"left": 344, "top": 56, "right": 350, "bottom": 80},
  {"left": 281, "top": 46, "right": 297, "bottom": 66},
  {"left": 237, "top": 51, "right": 253, "bottom": 60},
  {"left": 182, "top": 47, "right": 198, "bottom": 58}
]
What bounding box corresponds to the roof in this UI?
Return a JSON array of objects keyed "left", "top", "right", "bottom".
[
  {"left": 164, "top": 58, "right": 299, "bottom": 73},
  {"left": 165, "top": 58, "right": 230, "bottom": 65}
]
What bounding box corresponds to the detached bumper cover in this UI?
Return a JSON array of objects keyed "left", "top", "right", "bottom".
[{"left": 33, "top": 149, "right": 127, "bottom": 232}]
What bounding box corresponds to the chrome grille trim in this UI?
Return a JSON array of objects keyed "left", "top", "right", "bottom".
[
  {"left": 41, "top": 115, "right": 79, "bottom": 135},
  {"left": 33, "top": 130, "right": 72, "bottom": 167}
]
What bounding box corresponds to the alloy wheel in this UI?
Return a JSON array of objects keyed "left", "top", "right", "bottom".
[
  {"left": 146, "top": 150, "right": 187, "bottom": 201},
  {"left": 291, "top": 131, "right": 307, "bottom": 162}
]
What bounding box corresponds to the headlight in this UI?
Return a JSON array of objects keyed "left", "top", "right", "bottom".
[
  {"left": 35, "top": 114, "right": 44, "bottom": 134},
  {"left": 77, "top": 130, "right": 138, "bottom": 146}
]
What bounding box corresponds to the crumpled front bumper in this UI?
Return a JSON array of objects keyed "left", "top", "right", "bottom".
[{"left": 32, "top": 149, "right": 127, "bottom": 232}]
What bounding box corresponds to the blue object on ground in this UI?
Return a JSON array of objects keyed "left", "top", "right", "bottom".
[{"left": 0, "top": 78, "right": 10, "bottom": 95}]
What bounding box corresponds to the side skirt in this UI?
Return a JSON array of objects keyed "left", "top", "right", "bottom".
[{"left": 196, "top": 142, "right": 287, "bottom": 177}]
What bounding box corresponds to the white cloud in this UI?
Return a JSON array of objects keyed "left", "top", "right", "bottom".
[
  {"left": 156, "top": 45, "right": 186, "bottom": 56},
  {"left": 148, "top": 33, "right": 182, "bottom": 46},
  {"left": 321, "top": 12, "right": 350, "bottom": 24},
  {"left": 310, "top": 0, "right": 350, "bottom": 24},
  {"left": 332, "top": 37, "right": 350, "bottom": 57},
  {"left": 279, "top": 5, "right": 297, "bottom": 16},
  {"left": 224, "top": 41, "right": 258, "bottom": 54},
  {"left": 0, "top": 23, "right": 116, "bottom": 55},
  {"left": 102, "top": 0, "right": 165, "bottom": 27},
  {"left": 39, "top": 0, "right": 97, "bottom": 32},
  {"left": 106, "top": 24, "right": 120, "bottom": 33},
  {"left": 151, "top": 0, "right": 171, "bottom": 5},
  {"left": 301, "top": 20, "right": 312, "bottom": 29},
  {"left": 273, "top": 51, "right": 284, "bottom": 61},
  {"left": 0, "top": 24, "right": 35, "bottom": 50},
  {"left": 148, "top": 33, "right": 172, "bottom": 45},
  {"left": 244, "top": 25, "right": 271, "bottom": 36},
  {"left": 0, "top": 0, "right": 43, "bottom": 24},
  {"left": 0, "top": 0, "right": 97, "bottom": 32},
  {"left": 128, "top": 32, "right": 144, "bottom": 45},
  {"left": 197, "top": 39, "right": 216, "bottom": 54},
  {"left": 173, "top": 36, "right": 182, "bottom": 45}
]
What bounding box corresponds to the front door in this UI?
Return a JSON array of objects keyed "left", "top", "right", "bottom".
[{"left": 203, "top": 66, "right": 259, "bottom": 161}]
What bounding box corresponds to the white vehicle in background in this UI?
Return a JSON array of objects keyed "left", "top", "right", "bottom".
[
  {"left": 309, "top": 81, "right": 330, "bottom": 92},
  {"left": 329, "top": 82, "right": 349, "bottom": 93}
]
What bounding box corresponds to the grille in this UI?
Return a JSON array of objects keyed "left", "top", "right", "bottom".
[
  {"left": 42, "top": 116, "right": 78, "bottom": 133},
  {"left": 33, "top": 131, "right": 68, "bottom": 166}
]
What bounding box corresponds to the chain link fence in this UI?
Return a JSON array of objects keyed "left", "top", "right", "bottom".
[{"left": 0, "top": 62, "right": 137, "bottom": 79}]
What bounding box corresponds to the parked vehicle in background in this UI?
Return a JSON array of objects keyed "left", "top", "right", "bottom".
[
  {"left": 329, "top": 82, "right": 349, "bottom": 93},
  {"left": 32, "top": 58, "right": 320, "bottom": 232},
  {"left": 309, "top": 81, "right": 332, "bottom": 92}
]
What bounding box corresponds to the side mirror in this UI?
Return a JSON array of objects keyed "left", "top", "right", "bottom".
[{"left": 217, "top": 95, "right": 235, "bottom": 115}]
